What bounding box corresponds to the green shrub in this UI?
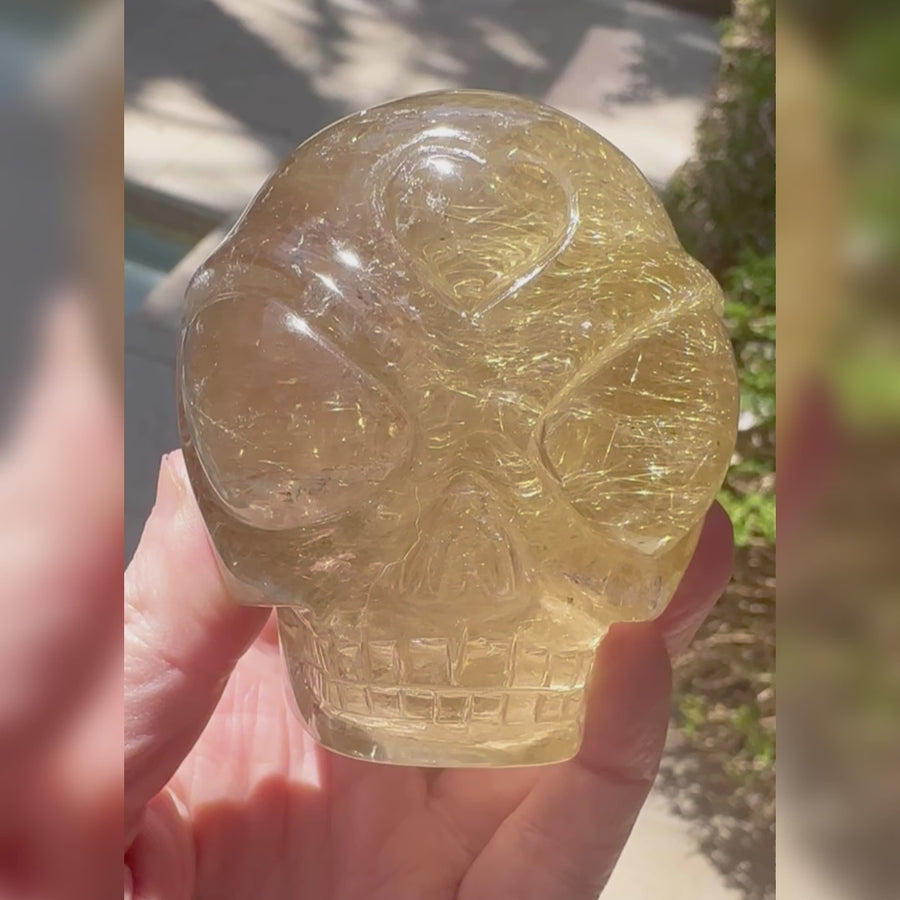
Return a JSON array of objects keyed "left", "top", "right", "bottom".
[
  {"left": 666, "top": 1, "right": 776, "bottom": 840},
  {"left": 665, "top": 0, "right": 777, "bottom": 549},
  {"left": 725, "top": 249, "right": 776, "bottom": 429},
  {"left": 665, "top": 0, "right": 775, "bottom": 279}
]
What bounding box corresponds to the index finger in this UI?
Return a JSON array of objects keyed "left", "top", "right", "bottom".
[{"left": 124, "top": 451, "right": 268, "bottom": 843}]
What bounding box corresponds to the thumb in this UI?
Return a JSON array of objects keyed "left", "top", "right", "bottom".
[{"left": 124, "top": 451, "right": 268, "bottom": 844}]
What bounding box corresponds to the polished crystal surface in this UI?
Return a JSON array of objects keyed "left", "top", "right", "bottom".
[{"left": 177, "top": 90, "right": 739, "bottom": 766}]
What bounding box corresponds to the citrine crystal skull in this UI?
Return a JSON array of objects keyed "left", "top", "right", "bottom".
[{"left": 177, "top": 90, "right": 739, "bottom": 766}]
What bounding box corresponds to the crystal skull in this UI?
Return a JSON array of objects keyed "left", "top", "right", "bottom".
[{"left": 177, "top": 90, "right": 739, "bottom": 766}]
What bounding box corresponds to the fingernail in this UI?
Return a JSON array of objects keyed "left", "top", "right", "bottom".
[{"left": 154, "top": 452, "right": 188, "bottom": 519}]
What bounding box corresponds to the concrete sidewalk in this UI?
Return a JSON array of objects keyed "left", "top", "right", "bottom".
[
  {"left": 606, "top": 790, "right": 743, "bottom": 899},
  {"left": 125, "top": 0, "right": 720, "bottom": 209},
  {"left": 125, "top": 2, "right": 753, "bottom": 898}
]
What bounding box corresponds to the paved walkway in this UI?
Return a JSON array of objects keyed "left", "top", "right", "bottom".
[
  {"left": 126, "top": 0, "right": 720, "bottom": 208},
  {"left": 125, "top": 2, "right": 751, "bottom": 897},
  {"left": 606, "top": 791, "right": 743, "bottom": 899}
]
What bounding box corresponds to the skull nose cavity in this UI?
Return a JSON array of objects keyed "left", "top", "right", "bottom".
[{"left": 399, "top": 475, "right": 531, "bottom": 603}]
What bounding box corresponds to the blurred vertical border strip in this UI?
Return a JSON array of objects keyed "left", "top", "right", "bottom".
[
  {"left": 0, "top": 0, "right": 124, "bottom": 424},
  {"left": 777, "top": 3, "right": 900, "bottom": 899},
  {"left": 35, "top": 0, "right": 125, "bottom": 386}
]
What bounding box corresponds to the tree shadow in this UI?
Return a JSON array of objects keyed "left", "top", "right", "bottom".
[
  {"left": 655, "top": 540, "right": 777, "bottom": 900},
  {"left": 656, "top": 736, "right": 776, "bottom": 900},
  {"left": 125, "top": 0, "right": 722, "bottom": 158}
]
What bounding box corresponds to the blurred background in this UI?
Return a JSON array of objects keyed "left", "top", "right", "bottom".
[
  {"left": 0, "top": 0, "right": 897, "bottom": 897},
  {"left": 777, "top": 4, "right": 900, "bottom": 900},
  {"left": 0, "top": 1, "right": 119, "bottom": 423},
  {"left": 0, "top": 4, "right": 122, "bottom": 899}
]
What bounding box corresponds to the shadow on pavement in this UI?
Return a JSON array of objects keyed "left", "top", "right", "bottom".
[
  {"left": 656, "top": 541, "right": 777, "bottom": 900},
  {"left": 125, "top": 0, "right": 720, "bottom": 154}
]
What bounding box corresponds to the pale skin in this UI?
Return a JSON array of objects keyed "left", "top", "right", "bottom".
[{"left": 0, "top": 298, "right": 734, "bottom": 899}]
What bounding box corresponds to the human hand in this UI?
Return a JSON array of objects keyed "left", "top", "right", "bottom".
[{"left": 125, "top": 451, "right": 732, "bottom": 900}]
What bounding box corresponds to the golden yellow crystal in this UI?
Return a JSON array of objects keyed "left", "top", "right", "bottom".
[{"left": 177, "top": 91, "right": 738, "bottom": 766}]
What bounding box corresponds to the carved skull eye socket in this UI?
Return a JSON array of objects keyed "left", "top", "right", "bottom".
[
  {"left": 537, "top": 311, "right": 738, "bottom": 554},
  {"left": 180, "top": 294, "right": 412, "bottom": 530}
]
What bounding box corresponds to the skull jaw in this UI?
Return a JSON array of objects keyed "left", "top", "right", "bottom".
[
  {"left": 277, "top": 607, "right": 601, "bottom": 768},
  {"left": 296, "top": 689, "right": 586, "bottom": 767}
]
